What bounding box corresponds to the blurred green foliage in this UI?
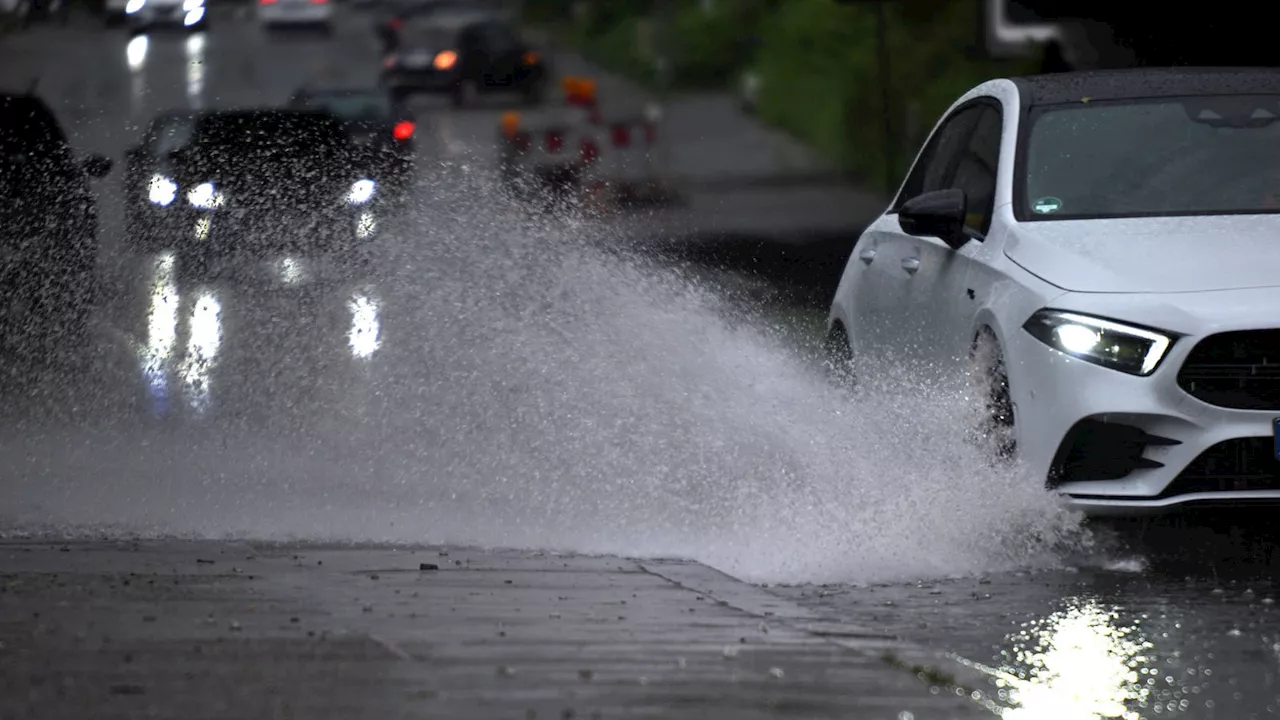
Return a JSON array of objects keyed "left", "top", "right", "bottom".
[{"left": 538, "top": 0, "right": 1042, "bottom": 192}]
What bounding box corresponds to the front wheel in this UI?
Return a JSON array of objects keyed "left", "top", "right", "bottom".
[
  {"left": 823, "top": 322, "right": 856, "bottom": 388},
  {"left": 970, "top": 327, "right": 1017, "bottom": 461}
]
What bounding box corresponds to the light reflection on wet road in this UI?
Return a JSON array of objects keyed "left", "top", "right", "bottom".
[{"left": 777, "top": 523, "right": 1280, "bottom": 719}]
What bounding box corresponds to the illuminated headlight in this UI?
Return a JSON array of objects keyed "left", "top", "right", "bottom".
[
  {"left": 187, "top": 182, "right": 224, "bottom": 208},
  {"left": 125, "top": 0, "right": 144, "bottom": 12},
  {"left": 182, "top": 0, "right": 202, "bottom": 10},
  {"left": 1023, "top": 309, "right": 1175, "bottom": 376},
  {"left": 148, "top": 174, "right": 177, "bottom": 206},
  {"left": 347, "top": 179, "right": 376, "bottom": 205}
]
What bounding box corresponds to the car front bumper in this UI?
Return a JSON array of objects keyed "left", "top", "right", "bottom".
[{"left": 1006, "top": 285, "right": 1280, "bottom": 516}]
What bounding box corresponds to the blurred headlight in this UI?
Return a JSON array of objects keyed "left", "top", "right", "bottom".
[
  {"left": 1023, "top": 309, "right": 1175, "bottom": 376},
  {"left": 347, "top": 179, "right": 376, "bottom": 205},
  {"left": 125, "top": 0, "right": 144, "bottom": 12},
  {"left": 149, "top": 174, "right": 177, "bottom": 206},
  {"left": 187, "top": 182, "right": 224, "bottom": 209},
  {"left": 183, "top": 0, "right": 202, "bottom": 10}
]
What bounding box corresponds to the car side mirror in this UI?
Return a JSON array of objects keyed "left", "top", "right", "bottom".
[
  {"left": 898, "top": 188, "right": 969, "bottom": 249},
  {"left": 82, "top": 153, "right": 113, "bottom": 178}
]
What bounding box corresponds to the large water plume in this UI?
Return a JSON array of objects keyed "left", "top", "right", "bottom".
[{"left": 0, "top": 166, "right": 1086, "bottom": 585}]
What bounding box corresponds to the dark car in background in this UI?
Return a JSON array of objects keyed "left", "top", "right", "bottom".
[
  {"left": 131, "top": 109, "right": 383, "bottom": 264},
  {"left": 124, "top": 110, "right": 203, "bottom": 250},
  {"left": 379, "top": 11, "right": 548, "bottom": 107},
  {"left": 287, "top": 87, "right": 416, "bottom": 194},
  {"left": 0, "top": 92, "right": 112, "bottom": 351}
]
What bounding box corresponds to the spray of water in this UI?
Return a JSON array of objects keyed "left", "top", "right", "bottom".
[{"left": 0, "top": 166, "right": 1087, "bottom": 585}]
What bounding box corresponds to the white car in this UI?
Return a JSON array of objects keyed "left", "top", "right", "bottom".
[
  {"left": 124, "top": 0, "right": 206, "bottom": 29},
  {"left": 826, "top": 68, "right": 1280, "bottom": 516},
  {"left": 256, "top": 0, "right": 334, "bottom": 31}
]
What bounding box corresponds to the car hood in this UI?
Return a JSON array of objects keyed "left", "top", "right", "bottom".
[{"left": 1004, "top": 215, "right": 1280, "bottom": 294}]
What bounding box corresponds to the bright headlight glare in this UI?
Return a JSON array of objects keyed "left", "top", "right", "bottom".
[
  {"left": 183, "top": 0, "right": 202, "bottom": 10},
  {"left": 347, "top": 179, "right": 376, "bottom": 204},
  {"left": 187, "top": 182, "right": 222, "bottom": 208},
  {"left": 1023, "top": 309, "right": 1174, "bottom": 376},
  {"left": 125, "top": 0, "right": 144, "bottom": 12},
  {"left": 148, "top": 174, "right": 177, "bottom": 206}
]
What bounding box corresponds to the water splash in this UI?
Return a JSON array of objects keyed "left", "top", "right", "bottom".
[{"left": 0, "top": 167, "right": 1086, "bottom": 585}]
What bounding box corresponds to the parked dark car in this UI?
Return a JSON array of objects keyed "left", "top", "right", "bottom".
[
  {"left": 379, "top": 11, "right": 548, "bottom": 107},
  {"left": 287, "top": 87, "right": 415, "bottom": 195},
  {"left": 0, "top": 92, "right": 112, "bottom": 351}
]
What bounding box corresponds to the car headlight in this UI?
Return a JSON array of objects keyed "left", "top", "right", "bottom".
[
  {"left": 148, "top": 174, "right": 177, "bottom": 206},
  {"left": 187, "top": 182, "right": 224, "bottom": 209},
  {"left": 1022, "top": 309, "right": 1175, "bottom": 376},
  {"left": 182, "top": 0, "right": 202, "bottom": 10},
  {"left": 347, "top": 179, "right": 376, "bottom": 205},
  {"left": 125, "top": 0, "right": 144, "bottom": 12}
]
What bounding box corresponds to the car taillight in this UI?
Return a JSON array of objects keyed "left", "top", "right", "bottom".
[
  {"left": 513, "top": 130, "right": 532, "bottom": 153},
  {"left": 580, "top": 138, "right": 599, "bottom": 164},
  {"left": 260, "top": 0, "right": 276, "bottom": 5},
  {"left": 433, "top": 50, "right": 457, "bottom": 70},
  {"left": 382, "top": 55, "right": 397, "bottom": 69},
  {"left": 521, "top": 51, "right": 538, "bottom": 65},
  {"left": 610, "top": 124, "right": 629, "bottom": 148},
  {"left": 545, "top": 130, "right": 564, "bottom": 153},
  {"left": 310, "top": 0, "right": 326, "bottom": 4},
  {"left": 392, "top": 120, "right": 414, "bottom": 141}
]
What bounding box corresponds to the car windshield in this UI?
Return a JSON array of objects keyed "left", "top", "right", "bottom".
[
  {"left": 1022, "top": 94, "right": 1280, "bottom": 220},
  {"left": 149, "top": 115, "right": 196, "bottom": 155},
  {"left": 192, "top": 112, "right": 349, "bottom": 165},
  {"left": 401, "top": 22, "right": 457, "bottom": 47},
  {"left": 297, "top": 92, "right": 392, "bottom": 121}
]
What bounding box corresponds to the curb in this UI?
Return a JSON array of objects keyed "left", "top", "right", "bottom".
[{"left": 638, "top": 558, "right": 1002, "bottom": 715}]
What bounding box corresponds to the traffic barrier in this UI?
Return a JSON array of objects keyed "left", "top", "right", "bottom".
[{"left": 498, "top": 76, "right": 676, "bottom": 212}]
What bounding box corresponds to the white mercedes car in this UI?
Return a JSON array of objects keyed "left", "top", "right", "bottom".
[{"left": 827, "top": 68, "right": 1280, "bottom": 516}]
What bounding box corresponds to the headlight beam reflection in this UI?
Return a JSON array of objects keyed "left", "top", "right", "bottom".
[
  {"left": 138, "top": 252, "right": 179, "bottom": 414},
  {"left": 177, "top": 290, "right": 222, "bottom": 414},
  {"left": 348, "top": 293, "right": 381, "bottom": 358}
]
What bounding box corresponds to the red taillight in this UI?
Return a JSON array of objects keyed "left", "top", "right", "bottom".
[
  {"left": 544, "top": 130, "right": 564, "bottom": 153},
  {"left": 513, "top": 131, "right": 532, "bottom": 153},
  {"left": 259, "top": 0, "right": 276, "bottom": 5},
  {"left": 310, "top": 0, "right": 326, "bottom": 4},
  {"left": 580, "top": 138, "right": 599, "bottom": 164},
  {"left": 610, "top": 124, "right": 629, "bottom": 148},
  {"left": 392, "top": 121, "right": 415, "bottom": 141}
]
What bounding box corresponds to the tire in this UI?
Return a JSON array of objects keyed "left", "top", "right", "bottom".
[
  {"left": 520, "top": 78, "right": 544, "bottom": 106},
  {"left": 970, "top": 327, "right": 1016, "bottom": 461},
  {"left": 451, "top": 78, "right": 477, "bottom": 108},
  {"left": 823, "top": 322, "right": 856, "bottom": 388}
]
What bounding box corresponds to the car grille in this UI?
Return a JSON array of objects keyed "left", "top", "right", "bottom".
[
  {"left": 1176, "top": 330, "right": 1280, "bottom": 410},
  {"left": 1157, "top": 437, "right": 1280, "bottom": 499}
]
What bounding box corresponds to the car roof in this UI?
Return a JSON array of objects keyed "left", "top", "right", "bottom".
[
  {"left": 1010, "top": 67, "right": 1280, "bottom": 107},
  {"left": 414, "top": 8, "right": 503, "bottom": 31}
]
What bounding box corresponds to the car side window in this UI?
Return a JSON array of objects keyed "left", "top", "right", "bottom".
[
  {"left": 950, "top": 105, "right": 1002, "bottom": 235},
  {"left": 894, "top": 105, "right": 983, "bottom": 211}
]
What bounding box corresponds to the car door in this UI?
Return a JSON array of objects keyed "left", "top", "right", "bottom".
[
  {"left": 850, "top": 104, "right": 982, "bottom": 359},
  {"left": 906, "top": 102, "right": 1003, "bottom": 367}
]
